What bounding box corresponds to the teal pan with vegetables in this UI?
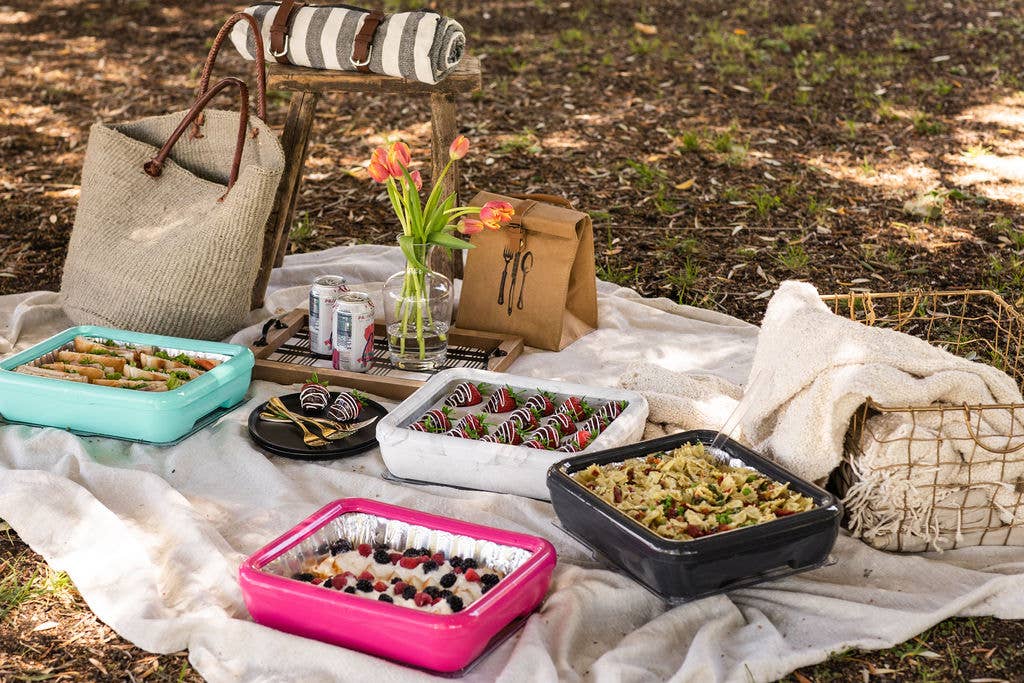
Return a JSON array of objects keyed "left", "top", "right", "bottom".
[{"left": 0, "top": 325, "right": 253, "bottom": 443}]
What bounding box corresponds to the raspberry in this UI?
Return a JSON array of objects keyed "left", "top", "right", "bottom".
[
  {"left": 431, "top": 597, "right": 442, "bottom": 605},
  {"left": 393, "top": 581, "right": 408, "bottom": 595},
  {"left": 440, "top": 572, "right": 457, "bottom": 588},
  {"left": 331, "top": 574, "right": 348, "bottom": 589},
  {"left": 454, "top": 566, "right": 464, "bottom": 574},
  {"left": 417, "top": 555, "right": 431, "bottom": 565},
  {"left": 414, "top": 592, "right": 432, "bottom": 607},
  {"left": 357, "top": 543, "right": 372, "bottom": 557},
  {"left": 388, "top": 552, "right": 402, "bottom": 564},
  {"left": 358, "top": 570, "right": 374, "bottom": 581},
  {"left": 399, "top": 556, "right": 419, "bottom": 569},
  {"left": 464, "top": 568, "right": 480, "bottom": 582},
  {"left": 373, "top": 581, "right": 387, "bottom": 592},
  {"left": 431, "top": 552, "right": 446, "bottom": 565},
  {"left": 402, "top": 585, "right": 417, "bottom": 600}
]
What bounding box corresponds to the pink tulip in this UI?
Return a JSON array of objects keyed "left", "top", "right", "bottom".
[
  {"left": 448, "top": 135, "right": 470, "bottom": 160},
  {"left": 368, "top": 160, "right": 390, "bottom": 183},
  {"left": 409, "top": 169, "right": 423, "bottom": 191},
  {"left": 457, "top": 218, "right": 485, "bottom": 235},
  {"left": 479, "top": 200, "right": 515, "bottom": 229},
  {"left": 386, "top": 141, "right": 412, "bottom": 177}
]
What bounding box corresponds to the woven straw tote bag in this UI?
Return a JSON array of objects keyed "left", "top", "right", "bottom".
[{"left": 61, "top": 14, "right": 284, "bottom": 340}]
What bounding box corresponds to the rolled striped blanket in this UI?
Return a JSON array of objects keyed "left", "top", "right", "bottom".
[{"left": 230, "top": 3, "right": 465, "bottom": 84}]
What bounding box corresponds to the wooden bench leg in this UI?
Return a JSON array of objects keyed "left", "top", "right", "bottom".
[
  {"left": 250, "top": 90, "right": 320, "bottom": 310},
  {"left": 428, "top": 91, "right": 464, "bottom": 282}
]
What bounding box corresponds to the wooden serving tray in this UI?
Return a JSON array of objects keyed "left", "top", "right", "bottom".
[{"left": 250, "top": 308, "right": 523, "bottom": 400}]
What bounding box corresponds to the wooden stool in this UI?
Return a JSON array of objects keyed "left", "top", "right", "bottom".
[{"left": 250, "top": 57, "right": 482, "bottom": 309}]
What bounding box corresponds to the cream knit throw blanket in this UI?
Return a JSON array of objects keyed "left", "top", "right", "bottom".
[{"left": 740, "top": 281, "right": 1024, "bottom": 551}]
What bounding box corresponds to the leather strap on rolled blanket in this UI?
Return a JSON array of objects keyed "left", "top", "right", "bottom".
[{"left": 231, "top": 3, "right": 466, "bottom": 85}]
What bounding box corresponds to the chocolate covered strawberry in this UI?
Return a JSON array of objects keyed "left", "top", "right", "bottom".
[
  {"left": 479, "top": 434, "right": 500, "bottom": 443},
  {"left": 444, "top": 381, "right": 486, "bottom": 408},
  {"left": 579, "top": 414, "right": 610, "bottom": 435},
  {"left": 418, "top": 407, "right": 452, "bottom": 432},
  {"left": 556, "top": 443, "right": 580, "bottom": 453},
  {"left": 456, "top": 413, "right": 488, "bottom": 437},
  {"left": 484, "top": 386, "right": 521, "bottom": 413},
  {"left": 523, "top": 392, "right": 556, "bottom": 417},
  {"left": 526, "top": 425, "right": 560, "bottom": 446},
  {"left": 299, "top": 373, "right": 331, "bottom": 414},
  {"left": 597, "top": 399, "right": 627, "bottom": 421},
  {"left": 444, "top": 427, "right": 474, "bottom": 439},
  {"left": 326, "top": 390, "right": 365, "bottom": 421},
  {"left": 522, "top": 439, "right": 549, "bottom": 450},
  {"left": 556, "top": 396, "right": 592, "bottom": 421},
  {"left": 493, "top": 419, "right": 524, "bottom": 445},
  {"left": 506, "top": 407, "right": 538, "bottom": 431},
  {"left": 544, "top": 413, "right": 576, "bottom": 436}
]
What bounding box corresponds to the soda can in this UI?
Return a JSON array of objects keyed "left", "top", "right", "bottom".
[
  {"left": 332, "top": 292, "right": 376, "bottom": 373},
  {"left": 308, "top": 275, "right": 348, "bottom": 357}
]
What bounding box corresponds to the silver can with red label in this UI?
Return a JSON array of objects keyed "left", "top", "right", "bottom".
[
  {"left": 309, "top": 275, "right": 348, "bottom": 357},
  {"left": 332, "top": 292, "right": 376, "bottom": 373}
]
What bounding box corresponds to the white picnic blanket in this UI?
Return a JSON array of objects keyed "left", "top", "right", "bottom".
[{"left": 1, "top": 244, "right": 1023, "bottom": 683}]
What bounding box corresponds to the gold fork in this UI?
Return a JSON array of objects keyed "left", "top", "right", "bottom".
[
  {"left": 260, "top": 411, "right": 377, "bottom": 441},
  {"left": 266, "top": 398, "right": 329, "bottom": 447}
]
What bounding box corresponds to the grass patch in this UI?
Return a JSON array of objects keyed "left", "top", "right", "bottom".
[
  {"left": 0, "top": 559, "right": 46, "bottom": 622},
  {"left": 776, "top": 243, "right": 810, "bottom": 271},
  {"left": 597, "top": 263, "right": 639, "bottom": 287},
  {"left": 289, "top": 212, "right": 316, "bottom": 246},
  {"left": 750, "top": 186, "right": 782, "bottom": 218},
  {"left": 912, "top": 112, "right": 945, "bottom": 135}
]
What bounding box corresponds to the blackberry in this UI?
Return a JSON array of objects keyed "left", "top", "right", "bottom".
[
  {"left": 322, "top": 578, "right": 333, "bottom": 588},
  {"left": 418, "top": 547, "right": 431, "bottom": 556},
  {"left": 315, "top": 542, "right": 330, "bottom": 555},
  {"left": 378, "top": 594, "right": 394, "bottom": 603},
  {"left": 449, "top": 556, "right": 463, "bottom": 568},
  {"left": 356, "top": 579, "right": 374, "bottom": 592},
  {"left": 402, "top": 547, "right": 420, "bottom": 557},
  {"left": 402, "top": 585, "right": 417, "bottom": 600},
  {"left": 481, "top": 573, "right": 500, "bottom": 587},
  {"left": 439, "top": 572, "right": 457, "bottom": 588},
  {"left": 481, "top": 584, "right": 493, "bottom": 594},
  {"left": 343, "top": 586, "right": 356, "bottom": 594},
  {"left": 292, "top": 572, "right": 315, "bottom": 583},
  {"left": 390, "top": 576, "right": 403, "bottom": 584},
  {"left": 373, "top": 548, "right": 392, "bottom": 564},
  {"left": 375, "top": 542, "right": 390, "bottom": 550},
  {"left": 421, "top": 560, "right": 439, "bottom": 574},
  {"left": 330, "top": 539, "right": 352, "bottom": 555},
  {"left": 423, "top": 586, "right": 441, "bottom": 599},
  {"left": 446, "top": 595, "right": 464, "bottom": 613},
  {"left": 440, "top": 589, "right": 453, "bottom": 598},
  {"left": 462, "top": 558, "right": 478, "bottom": 570}
]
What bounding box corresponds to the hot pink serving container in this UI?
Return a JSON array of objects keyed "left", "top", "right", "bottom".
[{"left": 239, "top": 498, "right": 557, "bottom": 673}]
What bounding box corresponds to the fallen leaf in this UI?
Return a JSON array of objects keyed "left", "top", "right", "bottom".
[
  {"left": 731, "top": 84, "right": 751, "bottom": 93},
  {"left": 733, "top": 28, "right": 747, "bottom": 35},
  {"left": 89, "top": 658, "right": 108, "bottom": 676},
  {"left": 33, "top": 621, "right": 60, "bottom": 632},
  {"left": 754, "top": 289, "right": 773, "bottom": 299},
  {"left": 675, "top": 178, "right": 696, "bottom": 190},
  {"left": 792, "top": 672, "right": 812, "bottom": 683},
  {"left": 634, "top": 22, "right": 657, "bottom": 35}
]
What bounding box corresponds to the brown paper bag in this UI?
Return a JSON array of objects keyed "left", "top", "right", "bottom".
[{"left": 456, "top": 192, "right": 598, "bottom": 350}]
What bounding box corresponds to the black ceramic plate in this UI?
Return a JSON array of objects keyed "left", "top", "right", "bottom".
[{"left": 247, "top": 392, "right": 387, "bottom": 461}]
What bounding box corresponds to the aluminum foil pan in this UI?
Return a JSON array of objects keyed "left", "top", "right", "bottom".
[
  {"left": 263, "top": 511, "right": 535, "bottom": 579},
  {"left": 27, "top": 336, "right": 230, "bottom": 367}
]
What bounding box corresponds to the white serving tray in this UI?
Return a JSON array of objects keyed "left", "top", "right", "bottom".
[{"left": 375, "top": 368, "right": 649, "bottom": 500}]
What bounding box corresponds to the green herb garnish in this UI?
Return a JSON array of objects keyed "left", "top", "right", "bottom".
[
  {"left": 105, "top": 372, "right": 122, "bottom": 380},
  {"left": 166, "top": 375, "right": 182, "bottom": 390}
]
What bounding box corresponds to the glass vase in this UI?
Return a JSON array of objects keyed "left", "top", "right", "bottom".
[{"left": 383, "top": 244, "right": 452, "bottom": 370}]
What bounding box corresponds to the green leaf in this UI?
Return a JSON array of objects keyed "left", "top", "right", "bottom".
[
  {"left": 385, "top": 180, "right": 409, "bottom": 234},
  {"left": 428, "top": 231, "right": 475, "bottom": 251},
  {"left": 402, "top": 167, "right": 423, "bottom": 238}
]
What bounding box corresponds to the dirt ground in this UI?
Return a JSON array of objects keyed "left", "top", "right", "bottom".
[{"left": 3, "top": 0, "right": 1024, "bottom": 680}]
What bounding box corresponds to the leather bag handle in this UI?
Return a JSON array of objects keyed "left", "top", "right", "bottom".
[
  {"left": 509, "top": 192, "right": 574, "bottom": 209},
  {"left": 194, "top": 12, "right": 268, "bottom": 138},
  {"left": 144, "top": 77, "right": 250, "bottom": 194}
]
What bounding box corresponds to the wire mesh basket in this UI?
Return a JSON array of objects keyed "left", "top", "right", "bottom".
[{"left": 819, "top": 290, "right": 1024, "bottom": 551}]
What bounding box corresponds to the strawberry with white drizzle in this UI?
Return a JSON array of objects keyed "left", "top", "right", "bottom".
[
  {"left": 326, "top": 390, "right": 365, "bottom": 421},
  {"left": 443, "top": 381, "right": 486, "bottom": 408},
  {"left": 522, "top": 439, "right": 550, "bottom": 450},
  {"left": 567, "top": 428, "right": 593, "bottom": 450},
  {"left": 484, "top": 386, "right": 520, "bottom": 413},
  {"left": 418, "top": 407, "right": 452, "bottom": 432},
  {"left": 578, "top": 414, "right": 610, "bottom": 436},
  {"left": 299, "top": 373, "right": 331, "bottom": 414},
  {"left": 522, "top": 392, "right": 555, "bottom": 417},
  {"left": 544, "top": 413, "right": 576, "bottom": 437},
  {"left": 556, "top": 442, "right": 580, "bottom": 453},
  {"left": 556, "top": 396, "right": 592, "bottom": 421},
  {"left": 526, "top": 424, "right": 560, "bottom": 446},
  {"left": 597, "top": 399, "right": 627, "bottom": 421},
  {"left": 455, "top": 413, "right": 488, "bottom": 436},
  {"left": 493, "top": 419, "right": 524, "bottom": 445},
  {"left": 506, "top": 407, "right": 538, "bottom": 431}
]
